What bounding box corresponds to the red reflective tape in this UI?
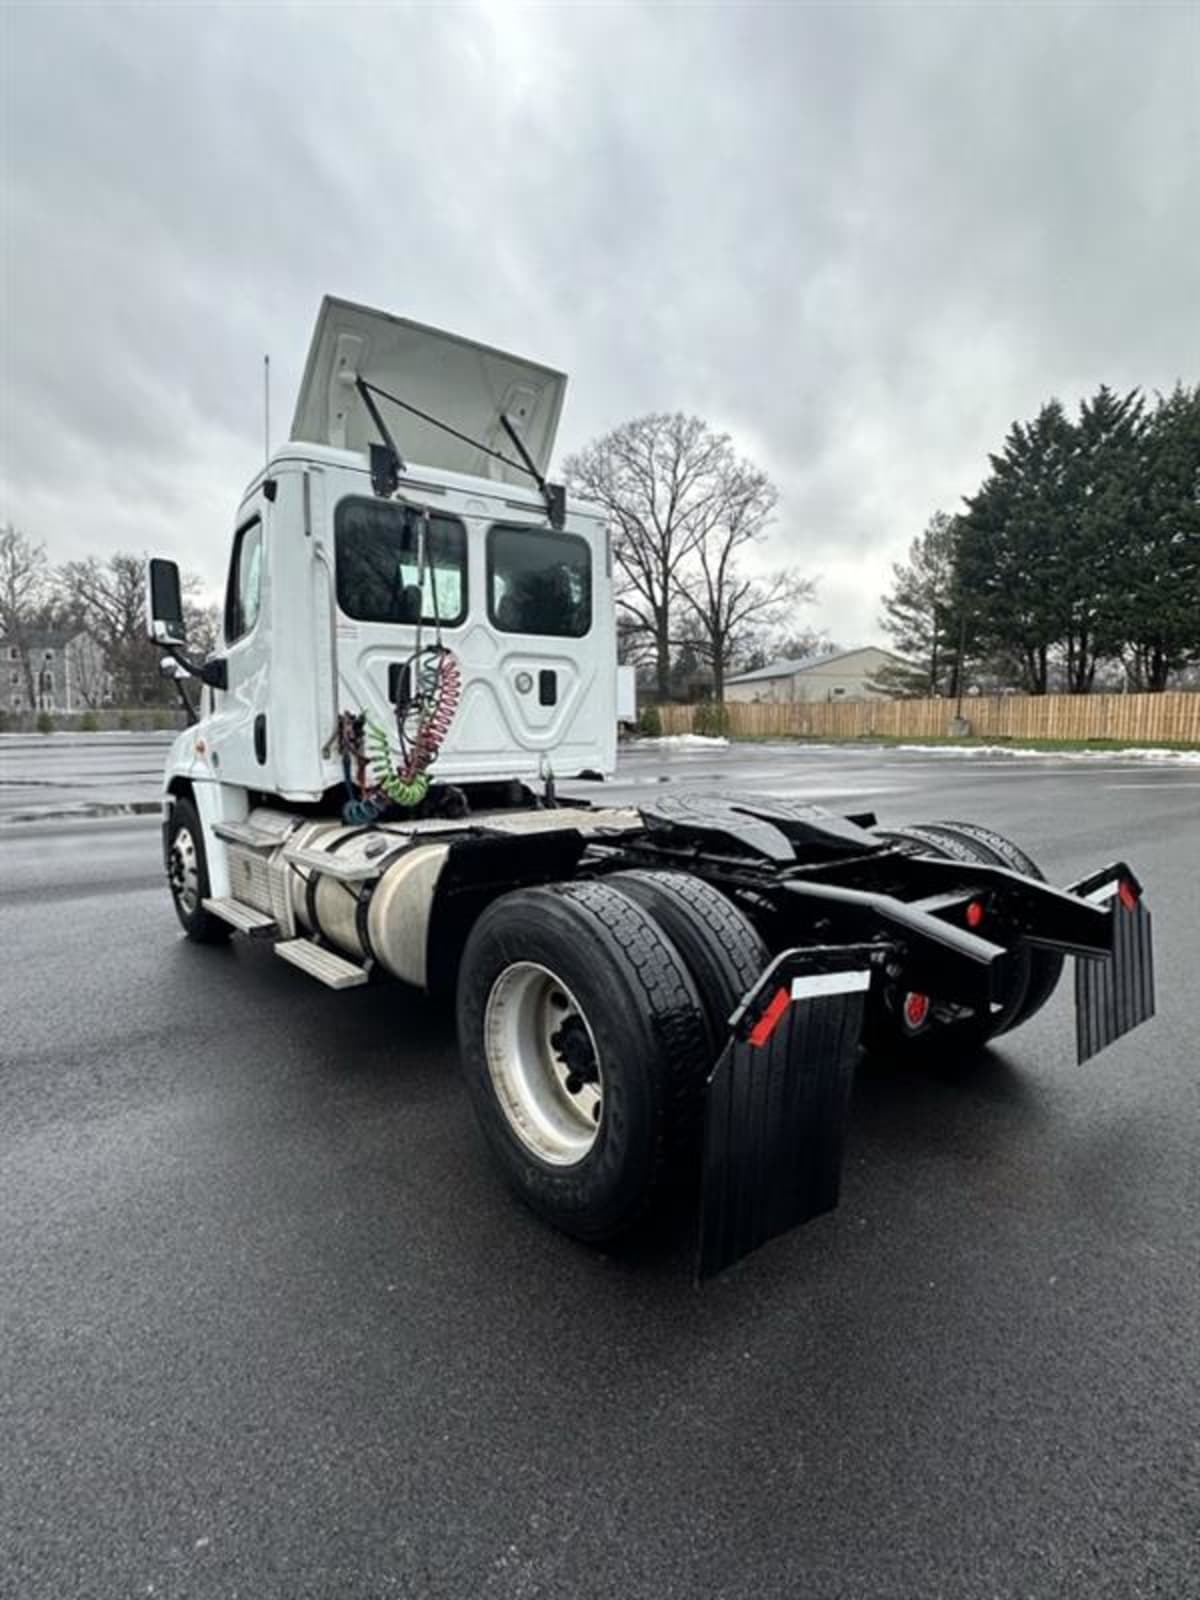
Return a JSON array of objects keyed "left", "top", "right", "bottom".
[
  {"left": 1118, "top": 880, "right": 1139, "bottom": 912},
  {"left": 749, "top": 985, "right": 791, "bottom": 1048}
]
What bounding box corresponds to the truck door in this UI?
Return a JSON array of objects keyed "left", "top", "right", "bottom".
[{"left": 206, "top": 496, "right": 273, "bottom": 786}]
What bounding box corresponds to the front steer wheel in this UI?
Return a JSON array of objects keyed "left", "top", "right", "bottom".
[
  {"left": 166, "top": 796, "right": 231, "bottom": 944},
  {"left": 456, "top": 880, "right": 713, "bottom": 1243}
]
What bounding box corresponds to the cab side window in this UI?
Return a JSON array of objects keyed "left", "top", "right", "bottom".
[{"left": 225, "top": 517, "right": 264, "bottom": 644}]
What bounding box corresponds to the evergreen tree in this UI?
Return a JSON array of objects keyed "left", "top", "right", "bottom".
[
  {"left": 668, "top": 635, "right": 704, "bottom": 700},
  {"left": 1115, "top": 384, "right": 1200, "bottom": 689},
  {"left": 958, "top": 385, "right": 1195, "bottom": 693},
  {"left": 958, "top": 401, "right": 1077, "bottom": 694},
  {"left": 872, "top": 511, "right": 963, "bottom": 697},
  {"left": 1060, "top": 386, "right": 1144, "bottom": 692}
]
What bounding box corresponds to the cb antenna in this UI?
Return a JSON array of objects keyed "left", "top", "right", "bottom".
[{"left": 263, "top": 354, "right": 271, "bottom": 466}]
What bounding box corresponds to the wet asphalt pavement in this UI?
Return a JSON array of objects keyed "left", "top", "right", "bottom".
[{"left": 1, "top": 735, "right": 1198, "bottom": 1599}]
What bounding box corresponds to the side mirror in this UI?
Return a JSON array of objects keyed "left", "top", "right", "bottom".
[{"left": 145, "top": 558, "right": 186, "bottom": 647}]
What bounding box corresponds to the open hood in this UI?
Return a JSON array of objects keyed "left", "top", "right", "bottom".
[{"left": 290, "top": 297, "right": 567, "bottom": 484}]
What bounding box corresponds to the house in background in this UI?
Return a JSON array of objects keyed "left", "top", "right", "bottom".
[
  {"left": 724, "top": 646, "right": 905, "bottom": 704},
  {"left": 1, "top": 629, "right": 113, "bottom": 713}
]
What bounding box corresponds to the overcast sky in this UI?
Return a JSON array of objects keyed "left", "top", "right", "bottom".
[{"left": 2, "top": 0, "right": 1196, "bottom": 646}]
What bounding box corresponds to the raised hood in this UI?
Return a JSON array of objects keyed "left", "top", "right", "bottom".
[{"left": 290, "top": 297, "right": 567, "bottom": 484}]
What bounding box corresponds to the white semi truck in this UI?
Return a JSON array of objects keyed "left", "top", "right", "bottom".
[{"left": 147, "top": 297, "right": 1156, "bottom": 1276}]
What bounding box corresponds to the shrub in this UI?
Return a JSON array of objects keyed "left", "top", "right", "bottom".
[
  {"left": 117, "top": 711, "right": 133, "bottom": 730},
  {"left": 693, "top": 701, "right": 730, "bottom": 738},
  {"left": 36, "top": 710, "right": 55, "bottom": 735},
  {"left": 637, "top": 704, "right": 663, "bottom": 737},
  {"left": 79, "top": 710, "right": 99, "bottom": 732}
]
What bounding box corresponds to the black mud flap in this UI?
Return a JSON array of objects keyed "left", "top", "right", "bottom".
[
  {"left": 697, "top": 947, "right": 874, "bottom": 1281},
  {"left": 1075, "top": 877, "right": 1155, "bottom": 1064}
]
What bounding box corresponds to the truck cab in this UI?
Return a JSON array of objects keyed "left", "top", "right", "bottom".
[{"left": 153, "top": 297, "right": 615, "bottom": 830}]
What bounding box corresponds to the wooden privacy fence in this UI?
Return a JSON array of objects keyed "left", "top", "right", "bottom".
[{"left": 657, "top": 691, "right": 1200, "bottom": 745}]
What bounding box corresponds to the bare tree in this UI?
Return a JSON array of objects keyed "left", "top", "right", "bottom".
[
  {"left": 683, "top": 566, "right": 816, "bottom": 698},
  {"left": 64, "top": 633, "right": 112, "bottom": 709},
  {"left": 768, "top": 628, "right": 836, "bottom": 664},
  {"left": 674, "top": 463, "right": 816, "bottom": 698},
  {"left": 58, "top": 555, "right": 220, "bottom": 706},
  {"left": 58, "top": 554, "right": 160, "bottom": 706},
  {"left": 183, "top": 590, "right": 221, "bottom": 662},
  {"left": 615, "top": 612, "right": 656, "bottom": 673},
  {"left": 0, "top": 525, "right": 51, "bottom": 708},
  {"left": 564, "top": 414, "right": 741, "bottom": 699}
]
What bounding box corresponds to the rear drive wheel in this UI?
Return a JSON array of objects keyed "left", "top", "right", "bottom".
[
  {"left": 603, "top": 870, "right": 768, "bottom": 1052},
  {"left": 866, "top": 822, "right": 1027, "bottom": 1060},
  {"left": 456, "top": 880, "right": 712, "bottom": 1242},
  {"left": 166, "top": 796, "right": 231, "bottom": 944},
  {"left": 928, "top": 820, "right": 1065, "bottom": 1030}
]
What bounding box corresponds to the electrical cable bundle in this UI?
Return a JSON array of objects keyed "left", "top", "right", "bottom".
[
  {"left": 368, "top": 646, "right": 461, "bottom": 809},
  {"left": 338, "top": 505, "right": 462, "bottom": 822}
]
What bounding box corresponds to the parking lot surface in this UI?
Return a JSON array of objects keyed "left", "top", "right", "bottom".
[{"left": 2, "top": 735, "right": 1198, "bottom": 1598}]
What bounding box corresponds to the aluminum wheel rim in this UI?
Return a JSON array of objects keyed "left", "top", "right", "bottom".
[
  {"left": 483, "top": 962, "right": 603, "bottom": 1165},
  {"left": 169, "top": 825, "right": 201, "bottom": 916}
]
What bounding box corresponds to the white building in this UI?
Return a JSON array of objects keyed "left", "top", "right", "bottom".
[
  {"left": 724, "top": 647, "right": 905, "bottom": 704},
  {"left": 0, "top": 629, "right": 113, "bottom": 713}
]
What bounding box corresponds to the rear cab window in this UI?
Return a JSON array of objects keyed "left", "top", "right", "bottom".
[
  {"left": 335, "top": 497, "right": 467, "bottom": 625},
  {"left": 487, "top": 524, "right": 592, "bottom": 637}
]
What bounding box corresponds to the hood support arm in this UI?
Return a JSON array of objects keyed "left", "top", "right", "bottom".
[
  {"left": 354, "top": 376, "right": 566, "bottom": 527},
  {"left": 355, "top": 376, "right": 406, "bottom": 496}
]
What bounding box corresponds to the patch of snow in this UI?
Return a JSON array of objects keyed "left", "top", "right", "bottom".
[
  {"left": 895, "top": 743, "right": 1200, "bottom": 764},
  {"left": 1114, "top": 746, "right": 1200, "bottom": 764},
  {"left": 635, "top": 734, "right": 730, "bottom": 748}
]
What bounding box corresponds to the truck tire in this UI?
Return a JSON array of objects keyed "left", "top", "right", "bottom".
[
  {"left": 166, "top": 796, "right": 231, "bottom": 944},
  {"left": 929, "top": 820, "right": 1065, "bottom": 1030},
  {"left": 456, "top": 880, "right": 712, "bottom": 1243},
  {"left": 866, "top": 822, "right": 1029, "bottom": 1060},
  {"left": 603, "top": 870, "right": 768, "bottom": 1053}
]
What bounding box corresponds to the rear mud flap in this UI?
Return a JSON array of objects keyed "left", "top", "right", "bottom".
[
  {"left": 697, "top": 949, "right": 873, "bottom": 1281},
  {"left": 1075, "top": 884, "right": 1155, "bottom": 1064}
]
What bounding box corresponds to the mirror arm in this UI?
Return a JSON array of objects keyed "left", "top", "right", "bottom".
[
  {"left": 161, "top": 642, "right": 228, "bottom": 692},
  {"left": 172, "top": 676, "right": 199, "bottom": 727}
]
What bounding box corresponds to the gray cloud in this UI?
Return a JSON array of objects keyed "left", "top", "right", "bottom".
[{"left": 2, "top": 0, "right": 1196, "bottom": 645}]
